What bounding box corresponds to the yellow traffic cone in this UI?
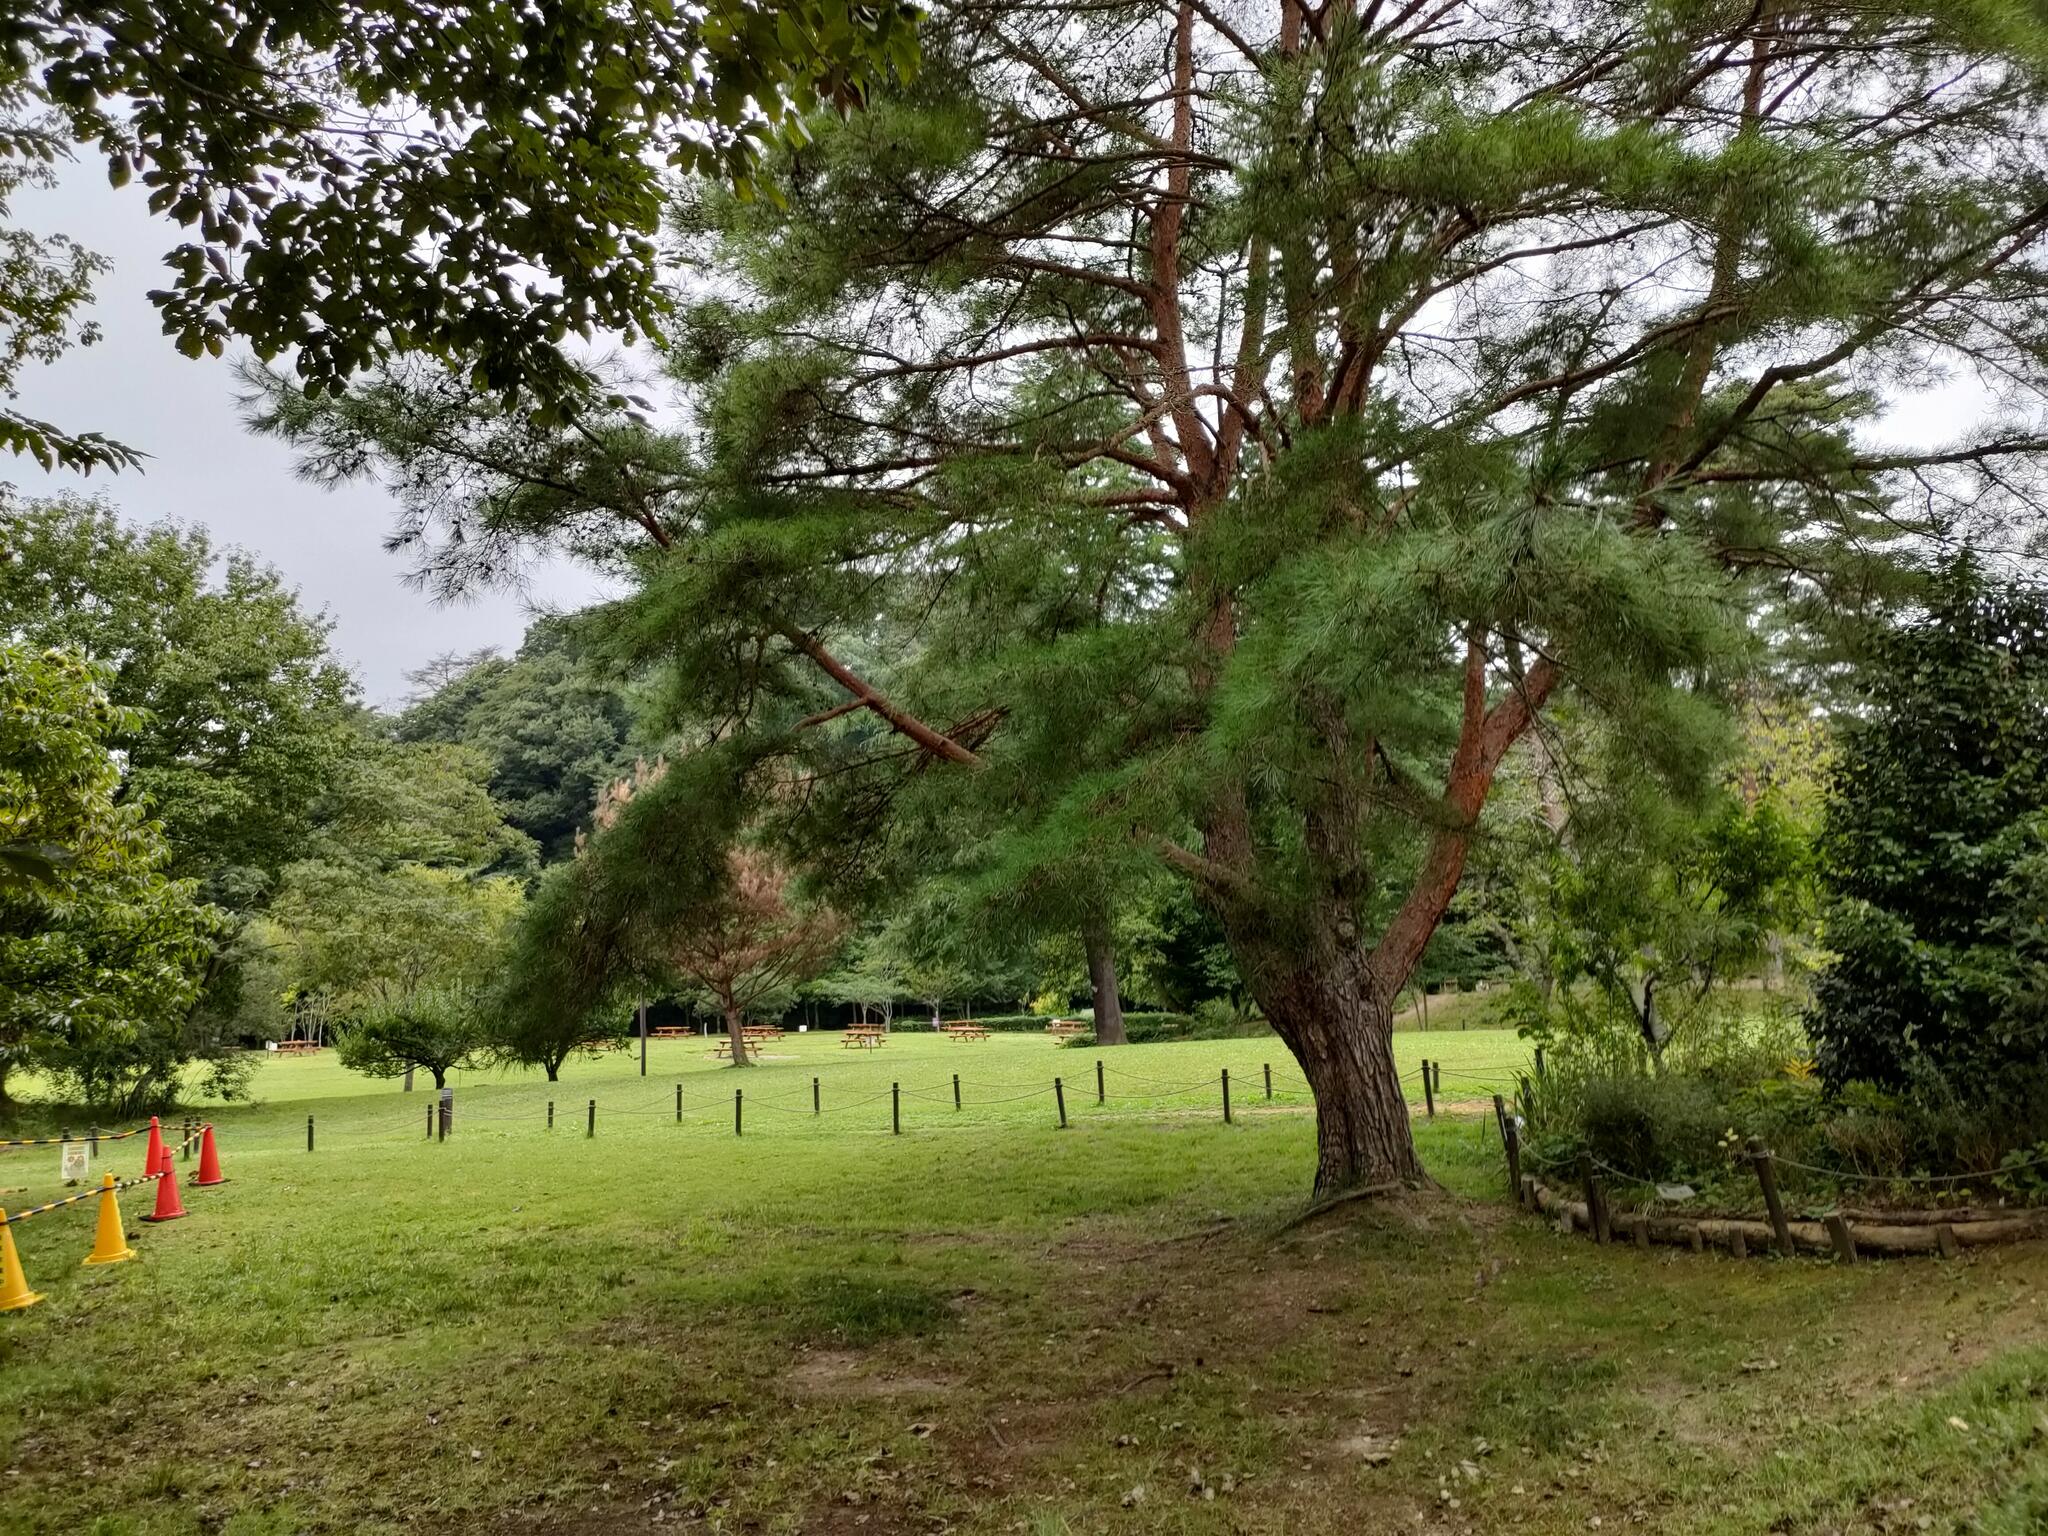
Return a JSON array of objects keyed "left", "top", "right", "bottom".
[
  {"left": 81, "top": 1174, "right": 135, "bottom": 1267},
  {"left": 0, "top": 1213, "right": 42, "bottom": 1312}
]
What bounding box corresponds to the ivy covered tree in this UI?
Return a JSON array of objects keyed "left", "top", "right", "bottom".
[
  {"left": 1810, "top": 560, "right": 2048, "bottom": 1095},
  {"left": 0, "top": 645, "right": 225, "bottom": 1112},
  {"left": 264, "top": 0, "right": 2048, "bottom": 1194}
]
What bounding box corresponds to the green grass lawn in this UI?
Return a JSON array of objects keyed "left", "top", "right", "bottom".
[{"left": 1, "top": 1028, "right": 2043, "bottom": 1535}]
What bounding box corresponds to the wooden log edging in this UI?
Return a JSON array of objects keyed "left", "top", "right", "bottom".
[{"left": 1520, "top": 1174, "right": 2048, "bottom": 1259}]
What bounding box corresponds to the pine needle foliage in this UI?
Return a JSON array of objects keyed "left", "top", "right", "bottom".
[{"left": 262, "top": 0, "right": 2048, "bottom": 1191}]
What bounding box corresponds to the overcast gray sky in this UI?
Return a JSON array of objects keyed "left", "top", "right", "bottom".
[{"left": 4, "top": 163, "right": 615, "bottom": 709}]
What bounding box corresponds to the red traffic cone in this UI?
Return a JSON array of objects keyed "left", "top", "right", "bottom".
[
  {"left": 192, "top": 1124, "right": 225, "bottom": 1187},
  {"left": 141, "top": 1165, "right": 186, "bottom": 1224},
  {"left": 142, "top": 1116, "right": 166, "bottom": 1177}
]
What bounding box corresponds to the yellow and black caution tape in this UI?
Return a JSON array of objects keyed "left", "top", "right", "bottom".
[
  {"left": 1, "top": 1169, "right": 166, "bottom": 1225},
  {"left": 0, "top": 1125, "right": 146, "bottom": 1151}
]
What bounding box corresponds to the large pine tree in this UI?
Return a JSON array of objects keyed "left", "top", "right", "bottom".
[{"left": 263, "top": 0, "right": 2048, "bottom": 1194}]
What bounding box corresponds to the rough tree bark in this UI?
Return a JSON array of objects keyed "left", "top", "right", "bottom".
[
  {"left": 1246, "top": 931, "right": 1423, "bottom": 1192},
  {"left": 1083, "top": 917, "right": 1127, "bottom": 1046}
]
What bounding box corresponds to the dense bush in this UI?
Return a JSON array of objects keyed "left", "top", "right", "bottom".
[
  {"left": 1572, "top": 1073, "right": 1726, "bottom": 1182},
  {"left": 1521, "top": 988, "right": 2048, "bottom": 1206},
  {"left": 1808, "top": 559, "right": 2048, "bottom": 1096}
]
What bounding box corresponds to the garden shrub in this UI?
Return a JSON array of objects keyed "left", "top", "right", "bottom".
[{"left": 1576, "top": 1072, "right": 1726, "bottom": 1181}]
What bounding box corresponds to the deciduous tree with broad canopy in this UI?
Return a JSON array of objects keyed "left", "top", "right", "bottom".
[
  {"left": 3, "top": 0, "right": 921, "bottom": 470},
  {"left": 262, "top": 0, "right": 2048, "bottom": 1194},
  {"left": 0, "top": 644, "right": 225, "bottom": 1112}
]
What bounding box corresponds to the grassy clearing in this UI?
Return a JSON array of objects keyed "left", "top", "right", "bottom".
[{"left": 0, "top": 1029, "right": 2043, "bottom": 1535}]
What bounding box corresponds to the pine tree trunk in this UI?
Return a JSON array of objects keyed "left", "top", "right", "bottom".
[
  {"left": 724, "top": 1004, "right": 751, "bottom": 1066},
  {"left": 1083, "top": 917, "right": 1127, "bottom": 1045},
  {"left": 1231, "top": 918, "right": 1425, "bottom": 1195}
]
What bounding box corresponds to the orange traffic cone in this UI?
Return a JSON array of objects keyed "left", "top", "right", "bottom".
[
  {"left": 141, "top": 1167, "right": 185, "bottom": 1224},
  {"left": 192, "top": 1123, "right": 225, "bottom": 1187},
  {"left": 81, "top": 1174, "right": 136, "bottom": 1266},
  {"left": 142, "top": 1116, "right": 166, "bottom": 1177},
  {"left": 0, "top": 1214, "right": 41, "bottom": 1312}
]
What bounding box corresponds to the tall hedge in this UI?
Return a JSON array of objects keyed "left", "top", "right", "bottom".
[{"left": 1809, "top": 560, "right": 2048, "bottom": 1093}]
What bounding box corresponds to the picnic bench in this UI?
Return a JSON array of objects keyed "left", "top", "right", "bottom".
[
  {"left": 272, "top": 1039, "right": 322, "bottom": 1055},
  {"left": 710, "top": 1024, "right": 787, "bottom": 1058},
  {"left": 842, "top": 1026, "right": 887, "bottom": 1049},
  {"left": 649, "top": 1026, "right": 691, "bottom": 1041},
  {"left": 941, "top": 1021, "right": 991, "bottom": 1042},
  {"left": 1045, "top": 1019, "right": 1086, "bottom": 1039}
]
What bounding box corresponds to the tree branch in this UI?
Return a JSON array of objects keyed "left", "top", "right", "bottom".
[{"left": 770, "top": 619, "right": 985, "bottom": 766}]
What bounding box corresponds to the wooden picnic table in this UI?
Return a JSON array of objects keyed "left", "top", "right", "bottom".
[
  {"left": 649, "top": 1026, "right": 691, "bottom": 1040},
  {"left": 1044, "top": 1019, "right": 1085, "bottom": 1038},
  {"left": 941, "top": 1022, "right": 991, "bottom": 1042},
  {"left": 842, "top": 1027, "right": 887, "bottom": 1049},
  {"left": 272, "top": 1040, "right": 322, "bottom": 1054}
]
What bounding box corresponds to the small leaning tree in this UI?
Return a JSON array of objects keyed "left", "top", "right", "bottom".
[
  {"left": 264, "top": 0, "right": 2048, "bottom": 1195},
  {"left": 560, "top": 759, "right": 847, "bottom": 1068},
  {"left": 650, "top": 845, "right": 848, "bottom": 1066}
]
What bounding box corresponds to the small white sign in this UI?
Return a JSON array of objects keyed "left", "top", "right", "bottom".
[{"left": 60, "top": 1140, "right": 90, "bottom": 1183}]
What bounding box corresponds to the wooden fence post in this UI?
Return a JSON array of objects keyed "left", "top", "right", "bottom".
[
  {"left": 1579, "top": 1154, "right": 1609, "bottom": 1243},
  {"left": 1221, "top": 1068, "right": 1232, "bottom": 1124},
  {"left": 1745, "top": 1137, "right": 1794, "bottom": 1257},
  {"left": 1422, "top": 1060, "right": 1435, "bottom": 1118},
  {"left": 1825, "top": 1213, "right": 1858, "bottom": 1264},
  {"left": 306, "top": 1115, "right": 314, "bottom": 1153},
  {"left": 953, "top": 1073, "right": 961, "bottom": 1111},
  {"left": 547, "top": 1100, "right": 554, "bottom": 1131},
  {"left": 812, "top": 1076, "right": 820, "bottom": 1115},
  {"left": 734, "top": 1087, "right": 743, "bottom": 1136},
  {"left": 675, "top": 1084, "right": 682, "bottom": 1122},
  {"left": 585, "top": 1099, "right": 594, "bottom": 1139},
  {"left": 1496, "top": 1095, "right": 1521, "bottom": 1196},
  {"left": 1096, "top": 1059, "right": 1105, "bottom": 1105},
  {"left": 425, "top": 1105, "right": 433, "bottom": 1139},
  {"left": 1263, "top": 1063, "right": 1272, "bottom": 1099},
  {"left": 892, "top": 1082, "right": 901, "bottom": 1135},
  {"left": 1055, "top": 1078, "right": 1067, "bottom": 1128}
]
